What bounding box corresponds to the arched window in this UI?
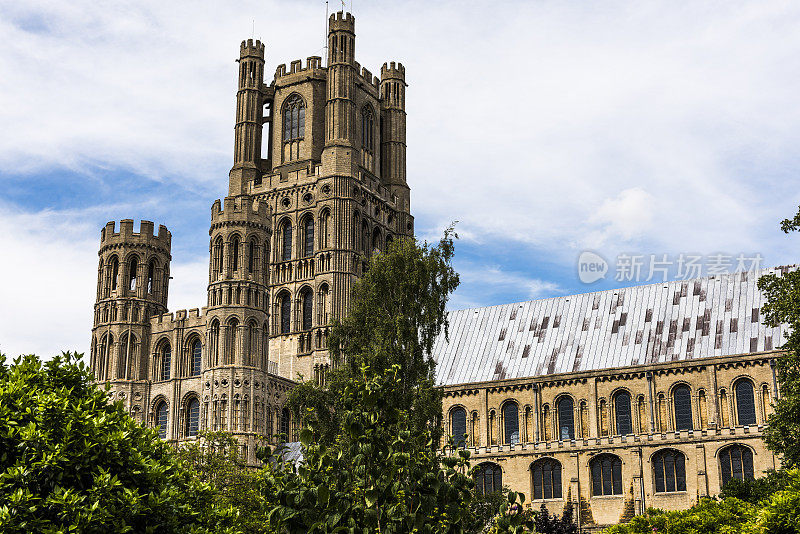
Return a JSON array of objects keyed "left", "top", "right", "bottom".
[
  {"left": 280, "top": 407, "right": 291, "bottom": 440},
  {"left": 474, "top": 463, "right": 502, "bottom": 495},
  {"left": 281, "top": 221, "right": 292, "bottom": 261},
  {"left": 159, "top": 342, "right": 171, "bottom": 381},
  {"left": 190, "top": 339, "right": 202, "bottom": 376},
  {"left": 673, "top": 385, "right": 693, "bottom": 430},
  {"left": 246, "top": 321, "right": 257, "bottom": 366},
  {"left": 109, "top": 255, "right": 119, "bottom": 291},
  {"left": 210, "top": 320, "right": 220, "bottom": 366},
  {"left": 318, "top": 283, "right": 329, "bottom": 325},
  {"left": 361, "top": 106, "right": 375, "bottom": 153},
  {"left": 230, "top": 236, "right": 240, "bottom": 272},
  {"left": 117, "top": 333, "right": 136, "bottom": 379},
  {"left": 212, "top": 237, "right": 223, "bottom": 277},
  {"left": 301, "top": 289, "right": 313, "bottom": 331},
  {"left": 614, "top": 391, "right": 633, "bottom": 435},
  {"left": 186, "top": 398, "right": 200, "bottom": 437},
  {"left": 532, "top": 458, "right": 562, "bottom": 500},
  {"left": 719, "top": 445, "right": 754, "bottom": 486},
  {"left": 319, "top": 210, "right": 330, "bottom": 249},
  {"left": 128, "top": 257, "right": 138, "bottom": 292},
  {"left": 225, "top": 319, "right": 239, "bottom": 364},
  {"left": 362, "top": 220, "right": 369, "bottom": 255},
  {"left": 590, "top": 454, "right": 623, "bottom": 496},
  {"left": 557, "top": 396, "right": 575, "bottom": 441},
  {"left": 248, "top": 238, "right": 257, "bottom": 273},
  {"left": 372, "top": 228, "right": 382, "bottom": 255},
  {"left": 147, "top": 260, "right": 156, "bottom": 294},
  {"left": 279, "top": 292, "right": 291, "bottom": 334},
  {"left": 653, "top": 449, "right": 686, "bottom": 492},
  {"left": 155, "top": 401, "right": 168, "bottom": 439},
  {"left": 735, "top": 379, "right": 757, "bottom": 426},
  {"left": 302, "top": 216, "right": 314, "bottom": 258},
  {"left": 450, "top": 407, "right": 467, "bottom": 448},
  {"left": 502, "top": 401, "right": 519, "bottom": 444},
  {"left": 282, "top": 94, "right": 305, "bottom": 141}
]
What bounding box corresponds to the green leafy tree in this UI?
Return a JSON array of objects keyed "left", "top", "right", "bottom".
[
  {"left": 0, "top": 352, "right": 236, "bottom": 534},
  {"left": 752, "top": 467, "right": 800, "bottom": 533},
  {"left": 719, "top": 469, "right": 790, "bottom": 505},
  {"left": 602, "top": 498, "right": 756, "bottom": 534},
  {"left": 758, "top": 206, "right": 800, "bottom": 466}
]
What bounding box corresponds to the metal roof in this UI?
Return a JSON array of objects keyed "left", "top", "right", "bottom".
[{"left": 432, "top": 267, "right": 794, "bottom": 386}]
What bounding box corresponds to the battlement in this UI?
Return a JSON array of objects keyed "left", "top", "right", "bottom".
[
  {"left": 381, "top": 61, "right": 406, "bottom": 81},
  {"left": 240, "top": 39, "right": 265, "bottom": 59},
  {"left": 329, "top": 11, "right": 355, "bottom": 33},
  {"left": 211, "top": 195, "right": 271, "bottom": 226},
  {"left": 100, "top": 220, "right": 171, "bottom": 249},
  {"left": 275, "top": 56, "right": 324, "bottom": 78},
  {"left": 151, "top": 307, "right": 206, "bottom": 333}
]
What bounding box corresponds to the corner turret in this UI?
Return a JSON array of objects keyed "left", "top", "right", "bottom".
[
  {"left": 230, "top": 39, "right": 266, "bottom": 196},
  {"left": 380, "top": 61, "right": 409, "bottom": 210}
]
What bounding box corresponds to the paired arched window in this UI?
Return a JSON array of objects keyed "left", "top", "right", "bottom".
[
  {"left": 720, "top": 444, "right": 754, "bottom": 486},
  {"left": 673, "top": 385, "right": 693, "bottom": 430},
  {"left": 190, "top": 339, "right": 202, "bottom": 376},
  {"left": 281, "top": 221, "right": 292, "bottom": 261},
  {"left": 361, "top": 106, "right": 375, "bottom": 153},
  {"left": 502, "top": 401, "right": 519, "bottom": 445},
  {"left": 186, "top": 398, "right": 200, "bottom": 437},
  {"left": 532, "top": 458, "right": 562, "bottom": 500},
  {"left": 279, "top": 292, "right": 291, "bottom": 334},
  {"left": 283, "top": 94, "right": 305, "bottom": 141},
  {"left": 155, "top": 401, "right": 168, "bottom": 439},
  {"left": 128, "top": 257, "right": 138, "bottom": 292},
  {"left": 614, "top": 391, "right": 633, "bottom": 435},
  {"left": 590, "top": 454, "right": 623, "bottom": 496},
  {"left": 450, "top": 407, "right": 467, "bottom": 448},
  {"left": 474, "top": 463, "right": 502, "bottom": 495},
  {"left": 301, "top": 289, "right": 313, "bottom": 331},
  {"left": 159, "top": 342, "right": 171, "bottom": 381},
  {"left": 302, "top": 217, "right": 314, "bottom": 257},
  {"left": 735, "top": 379, "right": 757, "bottom": 426},
  {"left": 653, "top": 449, "right": 686, "bottom": 492},
  {"left": 557, "top": 397, "right": 575, "bottom": 441}
]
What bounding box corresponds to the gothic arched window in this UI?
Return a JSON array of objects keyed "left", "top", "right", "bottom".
[
  {"left": 186, "top": 398, "right": 200, "bottom": 437},
  {"left": 225, "top": 318, "right": 239, "bottom": 364},
  {"left": 361, "top": 106, "right": 375, "bottom": 153},
  {"left": 450, "top": 406, "right": 467, "bottom": 448},
  {"left": 301, "top": 289, "right": 313, "bottom": 331},
  {"left": 590, "top": 454, "right": 623, "bottom": 496},
  {"left": 128, "top": 257, "right": 138, "bottom": 292},
  {"left": 155, "top": 401, "right": 168, "bottom": 439},
  {"left": 109, "top": 255, "right": 119, "bottom": 291},
  {"left": 557, "top": 396, "right": 575, "bottom": 441},
  {"left": 319, "top": 209, "right": 330, "bottom": 249},
  {"left": 532, "top": 458, "right": 562, "bottom": 500},
  {"left": 614, "top": 391, "right": 633, "bottom": 435},
  {"left": 474, "top": 463, "right": 502, "bottom": 495},
  {"left": 282, "top": 94, "right": 305, "bottom": 141},
  {"left": 302, "top": 216, "right": 314, "bottom": 258},
  {"left": 281, "top": 221, "right": 292, "bottom": 262},
  {"left": 159, "top": 342, "right": 171, "bottom": 381},
  {"left": 735, "top": 379, "right": 757, "bottom": 426},
  {"left": 280, "top": 407, "right": 291, "bottom": 441},
  {"left": 653, "top": 449, "right": 686, "bottom": 493},
  {"left": 248, "top": 238, "right": 257, "bottom": 273},
  {"left": 190, "top": 339, "right": 202, "bottom": 376},
  {"left": 673, "top": 385, "right": 693, "bottom": 430},
  {"left": 279, "top": 292, "right": 291, "bottom": 334},
  {"left": 719, "top": 444, "right": 754, "bottom": 486},
  {"left": 147, "top": 260, "right": 156, "bottom": 294},
  {"left": 230, "top": 236, "right": 240, "bottom": 272},
  {"left": 502, "top": 401, "right": 519, "bottom": 445}
]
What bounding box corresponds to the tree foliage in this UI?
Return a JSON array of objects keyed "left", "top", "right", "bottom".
[
  {"left": 0, "top": 352, "right": 236, "bottom": 534},
  {"left": 602, "top": 498, "right": 757, "bottom": 534},
  {"left": 758, "top": 205, "right": 800, "bottom": 466}
]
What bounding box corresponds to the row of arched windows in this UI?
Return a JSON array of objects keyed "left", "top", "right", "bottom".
[
  {"left": 91, "top": 332, "right": 140, "bottom": 381},
  {"left": 473, "top": 445, "right": 753, "bottom": 498},
  {"left": 352, "top": 212, "right": 392, "bottom": 256},
  {"left": 207, "top": 318, "right": 269, "bottom": 368},
  {"left": 210, "top": 235, "right": 267, "bottom": 281},
  {"left": 99, "top": 254, "right": 167, "bottom": 302},
  {"left": 450, "top": 379, "right": 767, "bottom": 447},
  {"left": 153, "top": 397, "right": 200, "bottom": 440},
  {"left": 152, "top": 338, "right": 203, "bottom": 381},
  {"left": 277, "top": 211, "right": 331, "bottom": 262},
  {"left": 274, "top": 284, "right": 329, "bottom": 335}
]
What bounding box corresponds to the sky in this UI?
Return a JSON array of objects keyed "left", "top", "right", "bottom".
[{"left": 1, "top": 0, "right": 798, "bottom": 359}]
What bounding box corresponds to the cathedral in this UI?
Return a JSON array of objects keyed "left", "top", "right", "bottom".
[{"left": 88, "top": 12, "right": 787, "bottom": 529}]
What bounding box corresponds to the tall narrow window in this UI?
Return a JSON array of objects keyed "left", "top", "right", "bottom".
[
  {"left": 361, "top": 106, "right": 374, "bottom": 153},
  {"left": 210, "top": 321, "right": 220, "bottom": 366},
  {"left": 128, "top": 257, "right": 138, "bottom": 292},
  {"left": 451, "top": 407, "right": 467, "bottom": 448},
  {"left": 474, "top": 463, "right": 502, "bottom": 495},
  {"left": 190, "top": 339, "right": 202, "bottom": 376},
  {"left": 735, "top": 380, "right": 757, "bottom": 426},
  {"left": 303, "top": 217, "right": 314, "bottom": 257},
  {"left": 280, "top": 407, "right": 291, "bottom": 440},
  {"left": 147, "top": 260, "right": 156, "bottom": 294},
  {"left": 159, "top": 343, "right": 171, "bottom": 381},
  {"left": 279, "top": 293, "right": 291, "bottom": 334},
  {"left": 761, "top": 385, "right": 770, "bottom": 422},
  {"left": 720, "top": 389, "right": 730, "bottom": 427},
  {"left": 653, "top": 449, "right": 687, "bottom": 493},
  {"left": 557, "top": 397, "right": 575, "bottom": 441},
  {"left": 532, "top": 458, "right": 562, "bottom": 500},
  {"left": 590, "top": 454, "right": 623, "bottom": 496},
  {"left": 281, "top": 222, "right": 292, "bottom": 261},
  {"left": 231, "top": 236, "right": 240, "bottom": 272},
  {"left": 301, "top": 290, "right": 313, "bottom": 331},
  {"left": 110, "top": 256, "right": 119, "bottom": 290},
  {"left": 248, "top": 239, "right": 256, "bottom": 273},
  {"left": 720, "top": 445, "right": 754, "bottom": 486},
  {"left": 282, "top": 94, "right": 305, "bottom": 141},
  {"left": 637, "top": 396, "right": 647, "bottom": 433},
  {"left": 699, "top": 390, "right": 708, "bottom": 428},
  {"left": 226, "top": 319, "right": 238, "bottom": 364},
  {"left": 673, "top": 385, "right": 693, "bottom": 430},
  {"left": 503, "top": 402, "right": 519, "bottom": 445},
  {"left": 320, "top": 210, "right": 330, "bottom": 249},
  {"left": 155, "top": 401, "right": 168, "bottom": 439},
  {"left": 186, "top": 398, "right": 200, "bottom": 437},
  {"left": 212, "top": 237, "right": 223, "bottom": 277},
  {"left": 614, "top": 391, "right": 633, "bottom": 435}
]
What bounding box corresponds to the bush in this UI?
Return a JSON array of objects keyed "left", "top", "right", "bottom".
[
  {"left": 720, "top": 470, "right": 791, "bottom": 504},
  {"left": 752, "top": 468, "right": 800, "bottom": 534},
  {"left": 603, "top": 497, "right": 756, "bottom": 534}
]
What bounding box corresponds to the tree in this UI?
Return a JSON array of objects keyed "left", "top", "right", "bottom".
[
  {"left": 0, "top": 352, "right": 236, "bottom": 534},
  {"left": 534, "top": 502, "right": 577, "bottom": 534},
  {"left": 602, "top": 498, "right": 757, "bottom": 534},
  {"left": 758, "top": 206, "right": 800, "bottom": 466}
]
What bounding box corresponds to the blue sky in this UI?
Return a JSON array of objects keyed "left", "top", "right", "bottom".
[{"left": 1, "top": 0, "right": 799, "bottom": 358}]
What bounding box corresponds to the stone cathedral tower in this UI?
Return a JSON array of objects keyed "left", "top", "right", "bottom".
[{"left": 88, "top": 12, "right": 412, "bottom": 456}]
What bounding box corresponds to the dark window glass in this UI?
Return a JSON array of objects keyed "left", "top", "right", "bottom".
[
  {"left": 282, "top": 223, "right": 292, "bottom": 261},
  {"left": 532, "top": 459, "right": 562, "bottom": 500},
  {"left": 280, "top": 407, "right": 291, "bottom": 440},
  {"left": 475, "top": 463, "right": 502, "bottom": 495},
  {"left": 128, "top": 258, "right": 138, "bottom": 291},
  {"left": 283, "top": 95, "right": 305, "bottom": 141},
  {"left": 362, "top": 108, "right": 374, "bottom": 153},
  {"left": 591, "top": 454, "right": 623, "bottom": 496},
  {"left": 160, "top": 344, "right": 171, "bottom": 381},
  {"left": 451, "top": 407, "right": 467, "bottom": 448},
  {"left": 231, "top": 237, "right": 239, "bottom": 272},
  {"left": 503, "top": 402, "right": 519, "bottom": 444},
  {"left": 191, "top": 340, "right": 202, "bottom": 376},
  {"left": 304, "top": 218, "right": 314, "bottom": 257},
  {"left": 615, "top": 391, "right": 633, "bottom": 435},
  {"left": 156, "top": 401, "right": 168, "bottom": 439},
  {"left": 557, "top": 397, "right": 575, "bottom": 440},
  {"left": 302, "top": 291, "right": 313, "bottom": 331},
  {"left": 720, "top": 445, "right": 754, "bottom": 486},
  {"left": 186, "top": 399, "right": 200, "bottom": 437},
  {"left": 653, "top": 449, "right": 687, "bottom": 492},
  {"left": 735, "top": 380, "right": 757, "bottom": 426},
  {"left": 280, "top": 293, "right": 291, "bottom": 334},
  {"left": 147, "top": 261, "right": 155, "bottom": 293},
  {"left": 674, "top": 385, "right": 693, "bottom": 430},
  {"left": 110, "top": 257, "right": 119, "bottom": 290}
]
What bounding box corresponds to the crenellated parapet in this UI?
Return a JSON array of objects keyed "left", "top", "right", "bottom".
[
  {"left": 210, "top": 195, "right": 271, "bottom": 232},
  {"left": 274, "top": 56, "right": 324, "bottom": 79},
  {"left": 240, "top": 38, "right": 265, "bottom": 59},
  {"left": 100, "top": 220, "right": 171, "bottom": 255},
  {"left": 328, "top": 11, "right": 354, "bottom": 34}
]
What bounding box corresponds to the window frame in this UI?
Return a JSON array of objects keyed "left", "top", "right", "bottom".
[
  {"left": 532, "top": 458, "right": 563, "bottom": 500},
  {"left": 653, "top": 449, "right": 687, "bottom": 493},
  {"left": 590, "top": 454, "right": 623, "bottom": 496}
]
